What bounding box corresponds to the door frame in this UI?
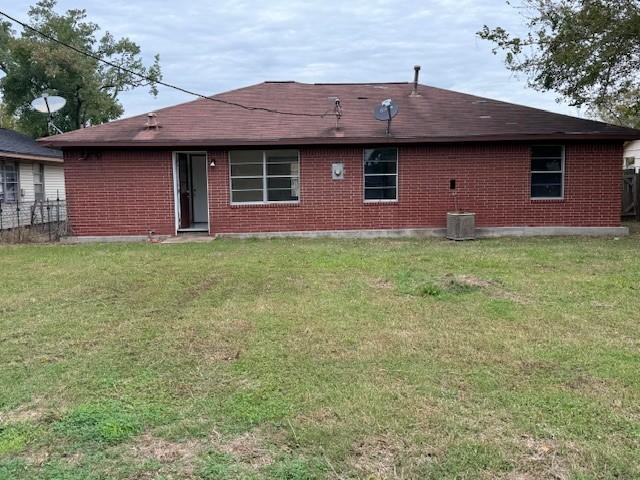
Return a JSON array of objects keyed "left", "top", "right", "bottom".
[{"left": 172, "top": 151, "right": 210, "bottom": 234}]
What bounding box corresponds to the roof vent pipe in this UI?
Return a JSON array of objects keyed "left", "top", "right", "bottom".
[
  {"left": 146, "top": 112, "right": 159, "bottom": 129},
  {"left": 412, "top": 65, "right": 421, "bottom": 96}
]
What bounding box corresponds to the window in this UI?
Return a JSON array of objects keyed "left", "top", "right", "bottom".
[
  {"left": 531, "top": 146, "right": 564, "bottom": 199},
  {"left": 0, "top": 160, "right": 19, "bottom": 202},
  {"left": 625, "top": 156, "right": 636, "bottom": 169},
  {"left": 33, "top": 163, "right": 45, "bottom": 202},
  {"left": 230, "top": 150, "right": 299, "bottom": 203},
  {"left": 364, "top": 147, "right": 398, "bottom": 201}
]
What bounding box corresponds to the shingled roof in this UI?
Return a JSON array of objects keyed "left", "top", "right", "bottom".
[
  {"left": 40, "top": 82, "right": 640, "bottom": 148},
  {"left": 1, "top": 128, "right": 62, "bottom": 160}
]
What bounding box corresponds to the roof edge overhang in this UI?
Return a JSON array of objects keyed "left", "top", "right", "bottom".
[
  {"left": 38, "top": 132, "right": 640, "bottom": 149},
  {"left": 0, "top": 150, "right": 63, "bottom": 163}
]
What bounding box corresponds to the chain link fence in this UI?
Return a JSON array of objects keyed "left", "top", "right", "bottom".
[{"left": 0, "top": 198, "right": 68, "bottom": 242}]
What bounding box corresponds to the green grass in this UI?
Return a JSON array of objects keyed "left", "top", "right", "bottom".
[{"left": 1, "top": 234, "right": 639, "bottom": 479}]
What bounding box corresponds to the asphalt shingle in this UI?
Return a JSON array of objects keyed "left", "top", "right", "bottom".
[
  {"left": 40, "top": 82, "right": 640, "bottom": 147},
  {"left": 1, "top": 128, "right": 62, "bottom": 159}
]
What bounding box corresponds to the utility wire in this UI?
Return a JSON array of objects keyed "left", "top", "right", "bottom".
[{"left": 0, "top": 10, "right": 328, "bottom": 118}]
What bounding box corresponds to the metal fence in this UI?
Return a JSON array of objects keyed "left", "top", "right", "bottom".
[
  {"left": 623, "top": 169, "right": 639, "bottom": 221},
  {"left": 0, "top": 198, "right": 68, "bottom": 242}
]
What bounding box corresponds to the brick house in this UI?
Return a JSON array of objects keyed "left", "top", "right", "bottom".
[{"left": 41, "top": 80, "right": 640, "bottom": 239}]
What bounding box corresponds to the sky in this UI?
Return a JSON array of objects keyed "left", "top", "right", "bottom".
[{"left": 7, "top": 0, "right": 584, "bottom": 120}]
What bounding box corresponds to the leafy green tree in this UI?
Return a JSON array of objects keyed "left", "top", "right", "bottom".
[
  {"left": 595, "top": 90, "right": 640, "bottom": 128},
  {"left": 478, "top": 0, "right": 640, "bottom": 127},
  {"left": 0, "top": 0, "right": 161, "bottom": 137},
  {"left": 0, "top": 103, "right": 17, "bottom": 129}
]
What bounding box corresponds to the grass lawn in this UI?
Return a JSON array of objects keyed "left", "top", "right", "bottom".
[{"left": 1, "top": 234, "right": 639, "bottom": 479}]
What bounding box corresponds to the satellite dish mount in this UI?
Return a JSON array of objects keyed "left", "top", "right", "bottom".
[
  {"left": 327, "top": 96, "right": 343, "bottom": 130},
  {"left": 31, "top": 93, "right": 66, "bottom": 135},
  {"left": 374, "top": 98, "right": 399, "bottom": 136}
]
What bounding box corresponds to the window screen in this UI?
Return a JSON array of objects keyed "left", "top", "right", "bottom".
[
  {"left": 33, "top": 163, "right": 45, "bottom": 201},
  {"left": 364, "top": 148, "right": 398, "bottom": 201},
  {"left": 531, "top": 146, "right": 564, "bottom": 198},
  {"left": 0, "top": 161, "right": 18, "bottom": 202},
  {"left": 230, "top": 150, "right": 300, "bottom": 203}
]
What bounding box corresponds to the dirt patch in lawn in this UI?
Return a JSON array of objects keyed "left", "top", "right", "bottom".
[
  {"left": 447, "top": 274, "right": 527, "bottom": 303},
  {"left": 1, "top": 401, "right": 49, "bottom": 424},
  {"left": 218, "top": 430, "right": 274, "bottom": 469},
  {"left": 397, "top": 270, "right": 525, "bottom": 303},
  {"left": 448, "top": 274, "right": 496, "bottom": 289},
  {"left": 128, "top": 428, "right": 276, "bottom": 472},
  {"left": 177, "top": 329, "right": 242, "bottom": 363},
  {"left": 130, "top": 434, "right": 202, "bottom": 464},
  {"left": 22, "top": 448, "right": 83, "bottom": 467},
  {"left": 369, "top": 277, "right": 394, "bottom": 290},
  {"left": 124, "top": 434, "right": 204, "bottom": 480},
  {"left": 203, "top": 345, "right": 241, "bottom": 363},
  {"left": 348, "top": 434, "right": 406, "bottom": 477},
  {"left": 507, "top": 435, "right": 571, "bottom": 480},
  {"left": 564, "top": 373, "right": 613, "bottom": 397}
]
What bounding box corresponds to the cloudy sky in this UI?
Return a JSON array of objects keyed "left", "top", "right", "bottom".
[{"left": 9, "top": 0, "right": 584, "bottom": 119}]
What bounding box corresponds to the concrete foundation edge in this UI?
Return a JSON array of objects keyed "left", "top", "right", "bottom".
[
  {"left": 60, "top": 226, "right": 629, "bottom": 243},
  {"left": 217, "top": 226, "right": 629, "bottom": 239},
  {"left": 60, "top": 235, "right": 170, "bottom": 244}
]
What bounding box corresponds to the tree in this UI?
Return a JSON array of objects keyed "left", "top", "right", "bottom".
[
  {"left": 0, "top": 103, "right": 16, "bottom": 130},
  {"left": 478, "top": 0, "right": 640, "bottom": 127},
  {"left": 0, "top": 0, "right": 161, "bottom": 137}
]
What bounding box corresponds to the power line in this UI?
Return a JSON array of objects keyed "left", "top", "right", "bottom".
[{"left": 0, "top": 10, "right": 328, "bottom": 118}]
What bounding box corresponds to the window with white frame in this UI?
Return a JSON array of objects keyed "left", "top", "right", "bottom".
[
  {"left": 364, "top": 147, "right": 398, "bottom": 201},
  {"left": 229, "top": 150, "right": 300, "bottom": 203},
  {"left": 531, "top": 146, "right": 564, "bottom": 198},
  {"left": 0, "top": 160, "right": 19, "bottom": 202},
  {"left": 33, "top": 163, "right": 45, "bottom": 201}
]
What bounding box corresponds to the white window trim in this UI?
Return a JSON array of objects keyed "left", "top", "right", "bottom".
[
  {"left": 0, "top": 159, "right": 20, "bottom": 203},
  {"left": 531, "top": 145, "right": 565, "bottom": 200},
  {"left": 363, "top": 147, "right": 399, "bottom": 203},
  {"left": 229, "top": 150, "right": 301, "bottom": 205},
  {"left": 33, "top": 162, "right": 45, "bottom": 202}
]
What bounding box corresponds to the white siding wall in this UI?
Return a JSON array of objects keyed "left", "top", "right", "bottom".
[
  {"left": 16, "top": 162, "right": 65, "bottom": 201},
  {"left": 44, "top": 164, "right": 65, "bottom": 200},
  {"left": 18, "top": 162, "right": 35, "bottom": 202},
  {"left": 624, "top": 140, "right": 640, "bottom": 172},
  {"left": 1, "top": 160, "right": 66, "bottom": 230}
]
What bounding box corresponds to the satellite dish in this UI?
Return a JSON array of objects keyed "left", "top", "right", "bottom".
[
  {"left": 374, "top": 99, "right": 398, "bottom": 121},
  {"left": 31, "top": 93, "right": 67, "bottom": 135},
  {"left": 31, "top": 94, "right": 66, "bottom": 114},
  {"left": 374, "top": 99, "right": 399, "bottom": 135}
]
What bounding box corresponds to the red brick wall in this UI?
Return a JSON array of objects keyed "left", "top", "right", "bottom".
[
  {"left": 63, "top": 142, "right": 623, "bottom": 236},
  {"left": 209, "top": 142, "right": 623, "bottom": 234},
  {"left": 64, "top": 150, "right": 174, "bottom": 236}
]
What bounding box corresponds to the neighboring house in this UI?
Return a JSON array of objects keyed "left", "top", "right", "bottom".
[
  {"left": 624, "top": 140, "right": 640, "bottom": 172},
  {"left": 1, "top": 128, "right": 65, "bottom": 229},
  {"left": 41, "top": 79, "right": 640, "bottom": 239}
]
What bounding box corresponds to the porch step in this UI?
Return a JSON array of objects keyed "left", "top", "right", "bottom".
[{"left": 161, "top": 234, "right": 214, "bottom": 244}]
